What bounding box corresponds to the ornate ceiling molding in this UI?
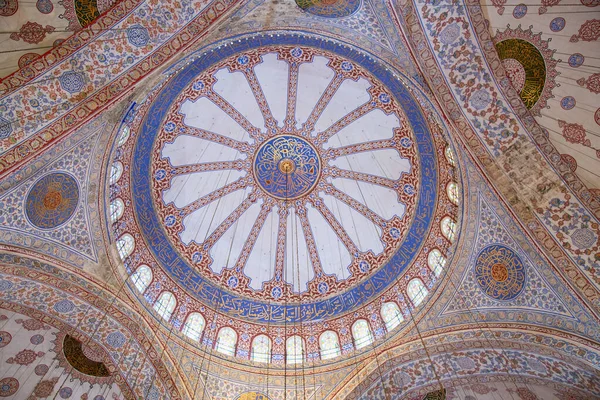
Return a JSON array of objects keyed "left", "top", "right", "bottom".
[{"left": 0, "top": 253, "right": 188, "bottom": 399}]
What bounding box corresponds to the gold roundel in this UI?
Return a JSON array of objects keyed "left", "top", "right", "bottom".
[
  {"left": 253, "top": 135, "right": 321, "bottom": 200},
  {"left": 278, "top": 159, "right": 296, "bottom": 174},
  {"left": 491, "top": 263, "right": 509, "bottom": 282}
]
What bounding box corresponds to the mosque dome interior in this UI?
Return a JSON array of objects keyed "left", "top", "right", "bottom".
[{"left": 0, "top": 0, "right": 599, "bottom": 399}]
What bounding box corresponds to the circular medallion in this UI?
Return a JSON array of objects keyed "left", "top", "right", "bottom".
[
  {"left": 560, "top": 96, "right": 576, "bottom": 110},
  {"left": 253, "top": 135, "right": 320, "bottom": 200},
  {"left": 59, "top": 387, "right": 73, "bottom": 398},
  {"left": 0, "top": 378, "right": 18, "bottom": 397},
  {"left": 0, "top": 0, "right": 18, "bottom": 16},
  {"left": 568, "top": 53, "right": 584, "bottom": 68},
  {"left": 25, "top": 172, "right": 79, "bottom": 229},
  {"left": 512, "top": 4, "right": 527, "bottom": 18},
  {"left": 119, "top": 32, "right": 456, "bottom": 324},
  {"left": 30, "top": 334, "right": 44, "bottom": 345},
  {"left": 0, "top": 331, "right": 11, "bottom": 348},
  {"left": 34, "top": 364, "right": 49, "bottom": 376},
  {"left": 550, "top": 17, "right": 565, "bottom": 32},
  {"left": 474, "top": 245, "right": 526, "bottom": 301}
]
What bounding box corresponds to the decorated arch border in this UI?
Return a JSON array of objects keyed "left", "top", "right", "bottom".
[
  {"left": 0, "top": 257, "right": 185, "bottom": 400},
  {"left": 335, "top": 329, "right": 600, "bottom": 399}
]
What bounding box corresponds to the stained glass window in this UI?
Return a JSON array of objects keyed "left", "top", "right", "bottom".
[
  {"left": 251, "top": 334, "right": 271, "bottom": 363},
  {"left": 352, "top": 319, "right": 373, "bottom": 350},
  {"left": 445, "top": 146, "right": 456, "bottom": 166},
  {"left": 319, "top": 331, "right": 341, "bottom": 360},
  {"left": 116, "top": 234, "right": 135, "bottom": 260},
  {"left": 154, "top": 291, "right": 176, "bottom": 320},
  {"left": 286, "top": 335, "right": 304, "bottom": 364},
  {"left": 407, "top": 278, "right": 428, "bottom": 307},
  {"left": 216, "top": 327, "right": 237, "bottom": 356},
  {"left": 381, "top": 302, "right": 404, "bottom": 331},
  {"left": 117, "top": 125, "right": 130, "bottom": 147},
  {"left": 182, "top": 313, "right": 205, "bottom": 341},
  {"left": 131, "top": 265, "right": 152, "bottom": 293},
  {"left": 110, "top": 198, "right": 125, "bottom": 222},
  {"left": 427, "top": 249, "right": 446, "bottom": 277},
  {"left": 110, "top": 161, "right": 123, "bottom": 185},
  {"left": 447, "top": 182, "right": 459, "bottom": 205},
  {"left": 441, "top": 217, "right": 456, "bottom": 243}
]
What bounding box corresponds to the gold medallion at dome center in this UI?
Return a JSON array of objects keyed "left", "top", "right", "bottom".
[
  {"left": 43, "top": 190, "right": 63, "bottom": 210},
  {"left": 278, "top": 159, "right": 296, "bottom": 174},
  {"left": 491, "top": 263, "right": 509, "bottom": 282}
]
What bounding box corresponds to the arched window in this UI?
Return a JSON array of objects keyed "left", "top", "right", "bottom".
[
  {"left": 445, "top": 146, "right": 456, "bottom": 166},
  {"left": 110, "top": 198, "right": 125, "bottom": 222},
  {"left": 352, "top": 319, "right": 373, "bottom": 350},
  {"left": 154, "top": 291, "right": 176, "bottom": 320},
  {"left": 117, "top": 125, "right": 130, "bottom": 147},
  {"left": 109, "top": 161, "right": 123, "bottom": 185},
  {"left": 131, "top": 265, "right": 152, "bottom": 293},
  {"left": 216, "top": 327, "right": 237, "bottom": 356},
  {"left": 182, "top": 313, "right": 205, "bottom": 341},
  {"left": 427, "top": 249, "right": 446, "bottom": 277},
  {"left": 286, "top": 336, "right": 304, "bottom": 364},
  {"left": 447, "top": 182, "right": 459, "bottom": 205},
  {"left": 407, "top": 279, "right": 428, "bottom": 307},
  {"left": 381, "top": 302, "right": 404, "bottom": 332},
  {"left": 116, "top": 234, "right": 135, "bottom": 260},
  {"left": 319, "top": 331, "right": 341, "bottom": 360},
  {"left": 441, "top": 216, "right": 456, "bottom": 243},
  {"left": 251, "top": 335, "right": 271, "bottom": 363}
]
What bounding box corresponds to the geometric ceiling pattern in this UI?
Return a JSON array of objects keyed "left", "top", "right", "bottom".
[{"left": 0, "top": 0, "right": 599, "bottom": 398}]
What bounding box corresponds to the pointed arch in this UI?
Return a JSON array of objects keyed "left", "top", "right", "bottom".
[
  {"left": 381, "top": 302, "right": 404, "bottom": 331},
  {"left": 251, "top": 334, "right": 271, "bottom": 363},
  {"left": 116, "top": 234, "right": 135, "bottom": 260},
  {"left": 182, "top": 313, "right": 205, "bottom": 341},
  {"left": 352, "top": 319, "right": 373, "bottom": 350},
  {"left": 445, "top": 145, "right": 456, "bottom": 166},
  {"left": 446, "top": 182, "right": 459, "bottom": 205},
  {"left": 407, "top": 278, "right": 428, "bottom": 307},
  {"left": 319, "top": 330, "right": 341, "bottom": 360},
  {"left": 154, "top": 291, "right": 176, "bottom": 320},
  {"left": 131, "top": 265, "right": 152, "bottom": 293},
  {"left": 117, "top": 125, "right": 131, "bottom": 147},
  {"left": 110, "top": 161, "right": 123, "bottom": 185},
  {"left": 286, "top": 335, "right": 304, "bottom": 364},
  {"left": 216, "top": 327, "right": 237, "bottom": 356},
  {"left": 110, "top": 198, "right": 125, "bottom": 222},
  {"left": 427, "top": 249, "right": 446, "bottom": 277},
  {"left": 441, "top": 216, "right": 457, "bottom": 242}
]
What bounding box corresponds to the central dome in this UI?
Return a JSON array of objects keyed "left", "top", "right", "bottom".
[
  {"left": 147, "top": 41, "right": 420, "bottom": 305},
  {"left": 112, "top": 32, "right": 458, "bottom": 328}
]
